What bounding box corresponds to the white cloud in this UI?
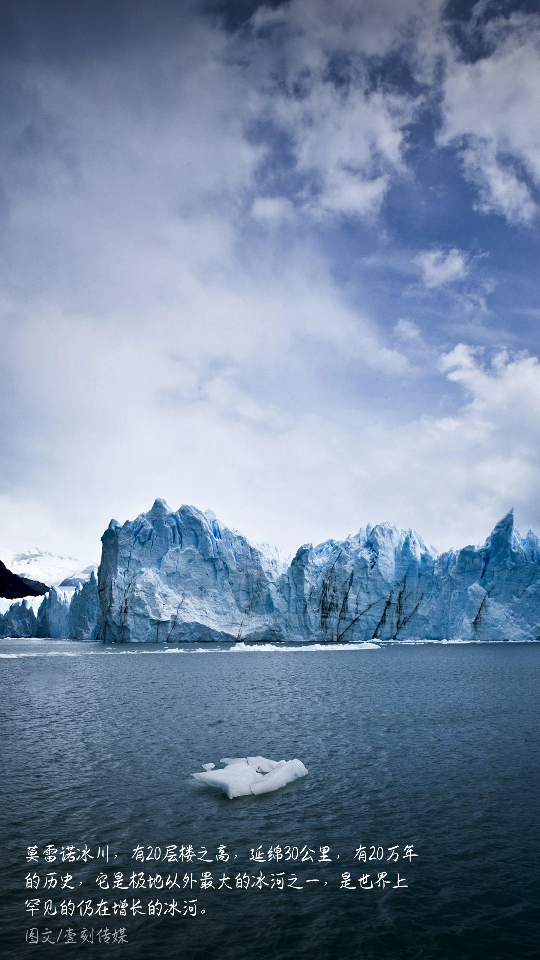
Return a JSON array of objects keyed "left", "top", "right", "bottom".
[
  {"left": 273, "top": 85, "right": 413, "bottom": 219},
  {"left": 460, "top": 138, "right": 537, "bottom": 224},
  {"left": 2, "top": 300, "right": 540, "bottom": 559},
  {"left": 395, "top": 319, "right": 420, "bottom": 340},
  {"left": 242, "top": 0, "right": 442, "bottom": 219},
  {"left": 0, "top": 7, "right": 434, "bottom": 556},
  {"left": 251, "top": 197, "right": 296, "bottom": 224},
  {"left": 440, "top": 12, "right": 540, "bottom": 224},
  {"left": 414, "top": 248, "right": 470, "bottom": 287},
  {"left": 1, "top": 2, "right": 539, "bottom": 564},
  {"left": 0, "top": 33, "right": 414, "bottom": 559},
  {"left": 341, "top": 344, "right": 540, "bottom": 551}
]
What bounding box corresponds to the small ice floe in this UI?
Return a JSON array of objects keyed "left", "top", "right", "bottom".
[{"left": 192, "top": 756, "right": 308, "bottom": 799}]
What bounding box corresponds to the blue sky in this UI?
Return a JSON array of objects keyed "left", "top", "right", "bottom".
[{"left": 1, "top": 0, "right": 540, "bottom": 560}]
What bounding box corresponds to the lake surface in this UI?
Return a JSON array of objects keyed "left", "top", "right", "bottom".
[{"left": 1, "top": 639, "right": 539, "bottom": 960}]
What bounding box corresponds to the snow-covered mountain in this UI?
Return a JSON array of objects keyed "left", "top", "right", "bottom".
[
  {"left": 2, "top": 501, "right": 540, "bottom": 642},
  {"left": 0, "top": 548, "right": 99, "bottom": 636},
  {"left": 0, "top": 559, "right": 49, "bottom": 601},
  {"left": 0, "top": 548, "right": 97, "bottom": 588}
]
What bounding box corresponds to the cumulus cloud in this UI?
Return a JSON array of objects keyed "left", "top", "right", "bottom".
[
  {"left": 414, "top": 248, "right": 470, "bottom": 287},
  {"left": 271, "top": 85, "right": 413, "bottom": 219},
  {"left": 440, "top": 11, "right": 540, "bottom": 224},
  {"left": 240, "top": 0, "right": 444, "bottom": 219}
]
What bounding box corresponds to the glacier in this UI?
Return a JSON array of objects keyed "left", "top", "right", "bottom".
[
  {"left": 2, "top": 499, "right": 540, "bottom": 642},
  {"left": 0, "top": 547, "right": 100, "bottom": 639},
  {"left": 0, "top": 574, "right": 100, "bottom": 640}
]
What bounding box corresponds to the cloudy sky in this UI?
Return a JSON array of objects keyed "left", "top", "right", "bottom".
[{"left": 1, "top": 0, "right": 540, "bottom": 561}]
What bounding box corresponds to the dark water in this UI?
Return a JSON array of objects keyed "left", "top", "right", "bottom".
[{"left": 0, "top": 640, "right": 538, "bottom": 960}]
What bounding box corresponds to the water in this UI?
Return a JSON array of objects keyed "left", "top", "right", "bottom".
[{"left": 1, "top": 639, "right": 538, "bottom": 960}]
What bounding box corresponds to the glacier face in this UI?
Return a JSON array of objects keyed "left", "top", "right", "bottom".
[
  {"left": 284, "top": 511, "right": 540, "bottom": 642},
  {"left": 97, "top": 499, "right": 284, "bottom": 643},
  {"left": 2, "top": 500, "right": 540, "bottom": 642},
  {"left": 0, "top": 598, "right": 39, "bottom": 639},
  {"left": 96, "top": 501, "right": 540, "bottom": 643},
  {"left": 95, "top": 500, "right": 540, "bottom": 643}
]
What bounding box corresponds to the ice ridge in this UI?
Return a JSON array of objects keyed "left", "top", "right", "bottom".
[{"left": 2, "top": 503, "right": 540, "bottom": 642}]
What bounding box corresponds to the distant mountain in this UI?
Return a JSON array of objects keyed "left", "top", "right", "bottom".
[
  {"left": 57, "top": 566, "right": 99, "bottom": 587},
  {"left": 0, "top": 559, "right": 49, "bottom": 600},
  {"left": 0, "top": 548, "right": 97, "bottom": 588}
]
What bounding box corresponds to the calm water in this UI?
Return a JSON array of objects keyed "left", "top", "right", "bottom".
[{"left": 0, "top": 640, "right": 538, "bottom": 960}]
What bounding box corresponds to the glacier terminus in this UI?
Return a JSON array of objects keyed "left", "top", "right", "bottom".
[{"left": 2, "top": 499, "right": 540, "bottom": 643}]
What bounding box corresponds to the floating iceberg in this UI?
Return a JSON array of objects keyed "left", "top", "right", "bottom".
[
  {"left": 192, "top": 756, "right": 308, "bottom": 799},
  {"left": 250, "top": 760, "right": 308, "bottom": 795}
]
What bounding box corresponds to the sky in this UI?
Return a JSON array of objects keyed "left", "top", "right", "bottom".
[{"left": 1, "top": 0, "right": 540, "bottom": 562}]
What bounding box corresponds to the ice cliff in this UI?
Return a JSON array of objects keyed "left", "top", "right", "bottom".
[
  {"left": 2, "top": 501, "right": 540, "bottom": 642},
  {"left": 282, "top": 511, "right": 540, "bottom": 642},
  {"left": 97, "top": 500, "right": 284, "bottom": 643},
  {"left": 0, "top": 548, "right": 100, "bottom": 639},
  {"left": 0, "top": 573, "right": 100, "bottom": 640},
  {"left": 94, "top": 501, "right": 540, "bottom": 643}
]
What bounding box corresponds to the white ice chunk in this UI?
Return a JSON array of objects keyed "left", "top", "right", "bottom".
[
  {"left": 201, "top": 763, "right": 215, "bottom": 771},
  {"left": 192, "top": 761, "right": 262, "bottom": 799},
  {"left": 250, "top": 759, "right": 308, "bottom": 795},
  {"left": 247, "top": 756, "right": 285, "bottom": 773},
  {"left": 193, "top": 756, "right": 308, "bottom": 798}
]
